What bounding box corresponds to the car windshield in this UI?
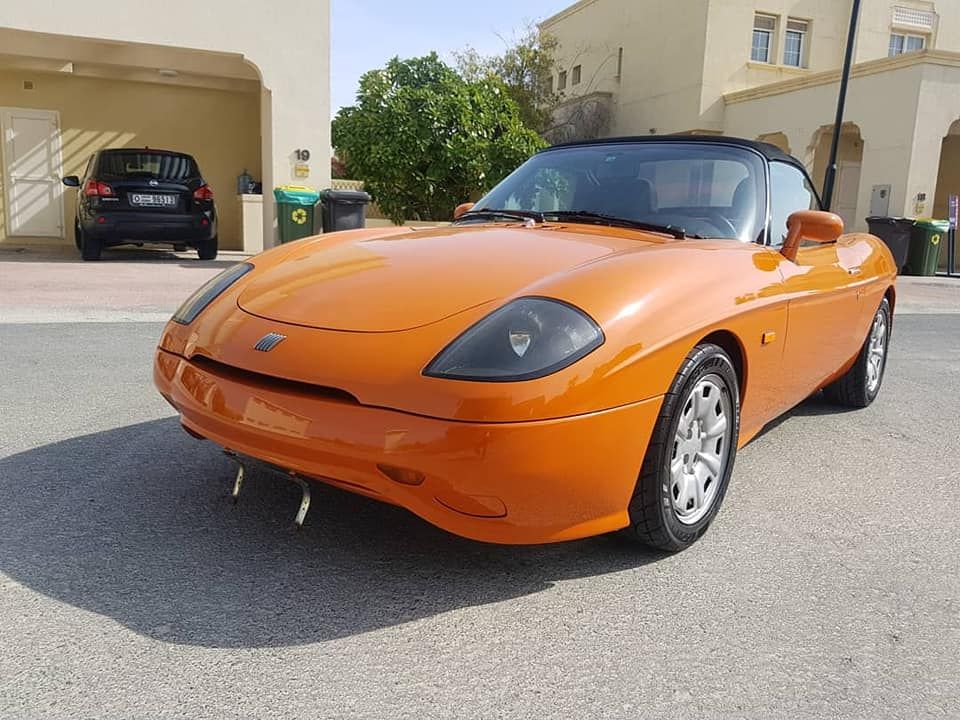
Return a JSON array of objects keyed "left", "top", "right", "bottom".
[
  {"left": 470, "top": 142, "right": 766, "bottom": 241},
  {"left": 98, "top": 151, "right": 199, "bottom": 180}
]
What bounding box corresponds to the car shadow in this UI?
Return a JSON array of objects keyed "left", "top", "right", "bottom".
[
  {"left": 748, "top": 391, "right": 861, "bottom": 444},
  {"left": 0, "top": 418, "right": 661, "bottom": 649}
]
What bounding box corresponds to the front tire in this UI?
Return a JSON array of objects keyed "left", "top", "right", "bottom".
[
  {"left": 197, "top": 235, "right": 218, "bottom": 261},
  {"left": 824, "top": 297, "right": 891, "bottom": 408},
  {"left": 623, "top": 343, "right": 740, "bottom": 552}
]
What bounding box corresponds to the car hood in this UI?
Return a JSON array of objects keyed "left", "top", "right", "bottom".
[{"left": 237, "top": 225, "right": 658, "bottom": 331}]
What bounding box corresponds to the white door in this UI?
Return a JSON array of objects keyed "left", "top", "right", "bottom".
[
  {"left": 1, "top": 108, "right": 64, "bottom": 238},
  {"left": 834, "top": 161, "right": 862, "bottom": 233}
]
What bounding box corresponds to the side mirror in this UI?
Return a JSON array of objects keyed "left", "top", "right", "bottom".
[
  {"left": 780, "top": 210, "right": 844, "bottom": 261},
  {"left": 453, "top": 202, "right": 475, "bottom": 220},
  {"left": 62, "top": 175, "right": 80, "bottom": 187}
]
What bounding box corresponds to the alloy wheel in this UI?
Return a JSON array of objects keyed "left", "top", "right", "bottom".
[
  {"left": 670, "top": 374, "right": 734, "bottom": 525},
  {"left": 866, "top": 311, "right": 888, "bottom": 394}
]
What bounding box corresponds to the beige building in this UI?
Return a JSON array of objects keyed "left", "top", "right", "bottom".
[
  {"left": 544, "top": 0, "right": 960, "bottom": 233},
  {"left": 0, "top": 1, "right": 331, "bottom": 252}
]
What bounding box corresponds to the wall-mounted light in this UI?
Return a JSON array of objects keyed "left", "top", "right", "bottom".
[{"left": 158, "top": 69, "right": 179, "bottom": 78}]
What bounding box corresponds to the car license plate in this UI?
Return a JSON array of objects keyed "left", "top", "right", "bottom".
[{"left": 130, "top": 193, "right": 177, "bottom": 208}]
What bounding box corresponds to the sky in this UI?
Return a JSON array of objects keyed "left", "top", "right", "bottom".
[{"left": 331, "top": 0, "right": 570, "bottom": 117}]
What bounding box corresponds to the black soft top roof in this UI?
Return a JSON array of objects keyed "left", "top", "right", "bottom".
[{"left": 545, "top": 134, "right": 805, "bottom": 169}]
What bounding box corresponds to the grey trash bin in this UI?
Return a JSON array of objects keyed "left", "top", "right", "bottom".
[{"left": 320, "top": 189, "right": 371, "bottom": 232}]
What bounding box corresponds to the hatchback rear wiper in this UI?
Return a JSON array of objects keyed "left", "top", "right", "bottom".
[
  {"left": 455, "top": 208, "right": 545, "bottom": 224},
  {"left": 545, "top": 211, "right": 686, "bottom": 239}
]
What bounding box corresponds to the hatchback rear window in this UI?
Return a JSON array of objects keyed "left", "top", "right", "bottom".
[{"left": 98, "top": 152, "right": 199, "bottom": 180}]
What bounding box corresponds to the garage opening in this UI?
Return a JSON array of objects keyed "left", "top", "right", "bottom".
[
  {"left": 0, "top": 29, "right": 262, "bottom": 253},
  {"left": 809, "top": 122, "right": 864, "bottom": 231},
  {"left": 934, "top": 120, "right": 960, "bottom": 219}
]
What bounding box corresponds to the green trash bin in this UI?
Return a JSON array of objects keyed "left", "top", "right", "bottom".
[
  {"left": 274, "top": 185, "right": 321, "bottom": 243},
  {"left": 904, "top": 219, "right": 949, "bottom": 276}
]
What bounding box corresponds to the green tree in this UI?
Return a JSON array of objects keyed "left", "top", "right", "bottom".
[
  {"left": 332, "top": 53, "right": 545, "bottom": 223},
  {"left": 455, "top": 25, "right": 559, "bottom": 136}
]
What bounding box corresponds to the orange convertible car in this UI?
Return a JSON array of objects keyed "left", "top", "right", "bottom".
[{"left": 155, "top": 137, "right": 896, "bottom": 551}]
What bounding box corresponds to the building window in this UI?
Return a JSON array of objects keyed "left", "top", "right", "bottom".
[
  {"left": 784, "top": 19, "right": 808, "bottom": 67},
  {"left": 546, "top": 75, "right": 554, "bottom": 94},
  {"left": 752, "top": 14, "right": 777, "bottom": 63},
  {"left": 558, "top": 70, "right": 567, "bottom": 91},
  {"left": 889, "top": 32, "right": 926, "bottom": 56},
  {"left": 572, "top": 65, "right": 582, "bottom": 85}
]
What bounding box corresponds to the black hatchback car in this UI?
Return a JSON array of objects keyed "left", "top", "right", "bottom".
[{"left": 63, "top": 148, "right": 218, "bottom": 261}]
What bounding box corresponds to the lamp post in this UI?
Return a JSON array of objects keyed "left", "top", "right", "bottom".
[{"left": 822, "top": 0, "right": 862, "bottom": 211}]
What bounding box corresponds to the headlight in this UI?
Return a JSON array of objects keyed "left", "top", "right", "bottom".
[
  {"left": 424, "top": 297, "right": 604, "bottom": 381},
  {"left": 172, "top": 262, "right": 253, "bottom": 325}
]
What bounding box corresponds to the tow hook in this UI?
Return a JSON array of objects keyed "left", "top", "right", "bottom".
[{"left": 222, "top": 449, "right": 312, "bottom": 530}]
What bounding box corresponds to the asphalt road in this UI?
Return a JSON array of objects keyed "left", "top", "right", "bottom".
[{"left": 1, "top": 250, "right": 959, "bottom": 719}]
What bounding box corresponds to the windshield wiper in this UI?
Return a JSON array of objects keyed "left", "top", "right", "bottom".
[
  {"left": 455, "top": 208, "right": 545, "bottom": 224},
  {"left": 545, "top": 211, "right": 686, "bottom": 239}
]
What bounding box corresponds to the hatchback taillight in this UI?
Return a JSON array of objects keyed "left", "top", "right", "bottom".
[
  {"left": 193, "top": 184, "right": 214, "bottom": 201},
  {"left": 84, "top": 180, "right": 114, "bottom": 197}
]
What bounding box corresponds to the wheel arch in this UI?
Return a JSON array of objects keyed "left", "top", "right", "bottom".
[
  {"left": 884, "top": 284, "right": 896, "bottom": 315},
  {"left": 697, "top": 329, "right": 747, "bottom": 401}
]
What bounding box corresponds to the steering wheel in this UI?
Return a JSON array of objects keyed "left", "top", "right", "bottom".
[{"left": 702, "top": 211, "right": 739, "bottom": 239}]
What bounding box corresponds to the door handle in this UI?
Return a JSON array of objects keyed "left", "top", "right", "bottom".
[{"left": 847, "top": 266, "right": 862, "bottom": 276}]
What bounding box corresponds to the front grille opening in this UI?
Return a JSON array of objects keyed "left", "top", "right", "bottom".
[{"left": 190, "top": 355, "right": 360, "bottom": 405}]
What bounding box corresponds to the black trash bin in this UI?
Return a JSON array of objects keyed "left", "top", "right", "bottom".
[
  {"left": 866, "top": 217, "right": 912, "bottom": 272},
  {"left": 320, "top": 189, "right": 371, "bottom": 232}
]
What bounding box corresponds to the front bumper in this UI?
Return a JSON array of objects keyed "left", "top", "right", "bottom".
[{"left": 155, "top": 348, "right": 663, "bottom": 544}]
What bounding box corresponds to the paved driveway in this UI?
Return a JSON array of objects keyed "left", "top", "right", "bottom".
[{"left": 1, "top": 248, "right": 958, "bottom": 719}]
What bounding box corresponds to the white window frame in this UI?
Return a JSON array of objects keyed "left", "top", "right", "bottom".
[
  {"left": 557, "top": 70, "right": 567, "bottom": 91},
  {"left": 751, "top": 14, "right": 777, "bottom": 63},
  {"left": 783, "top": 19, "right": 808, "bottom": 67},
  {"left": 889, "top": 32, "right": 927, "bottom": 56}
]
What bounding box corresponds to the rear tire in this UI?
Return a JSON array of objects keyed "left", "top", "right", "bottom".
[
  {"left": 197, "top": 235, "right": 218, "bottom": 261},
  {"left": 73, "top": 223, "right": 82, "bottom": 251},
  {"left": 824, "top": 297, "right": 891, "bottom": 408},
  {"left": 80, "top": 229, "right": 102, "bottom": 261},
  {"left": 622, "top": 343, "right": 740, "bottom": 552}
]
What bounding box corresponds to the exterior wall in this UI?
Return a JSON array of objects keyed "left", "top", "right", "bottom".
[
  {"left": 857, "top": 0, "right": 960, "bottom": 60},
  {"left": 723, "top": 58, "right": 953, "bottom": 231},
  {"left": 543, "top": 0, "right": 712, "bottom": 136},
  {"left": 700, "top": 0, "right": 852, "bottom": 126},
  {"left": 545, "top": 0, "right": 959, "bottom": 135},
  {"left": 905, "top": 60, "right": 960, "bottom": 217},
  {"left": 0, "top": 69, "right": 260, "bottom": 249},
  {"left": 1, "top": 0, "right": 331, "bottom": 247},
  {"left": 546, "top": 0, "right": 960, "bottom": 234}
]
